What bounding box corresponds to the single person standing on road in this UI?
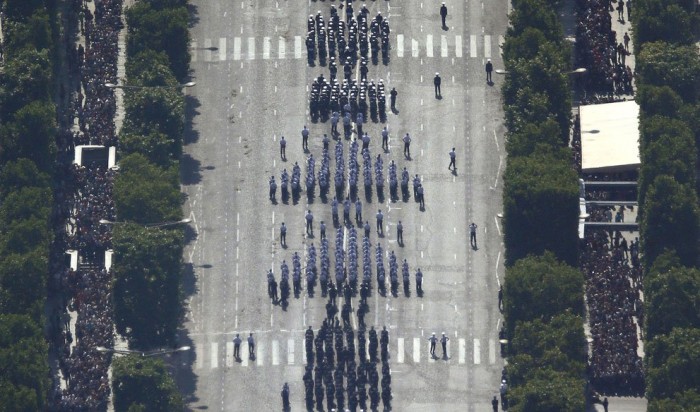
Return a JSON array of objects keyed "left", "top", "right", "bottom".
[
  {"left": 626, "top": 0, "right": 631, "bottom": 21},
  {"left": 440, "top": 2, "right": 448, "bottom": 27},
  {"left": 280, "top": 222, "right": 287, "bottom": 246},
  {"left": 428, "top": 333, "right": 437, "bottom": 356},
  {"left": 323, "top": 133, "right": 330, "bottom": 150},
  {"left": 355, "top": 199, "right": 362, "bottom": 222},
  {"left": 434, "top": 72, "right": 442, "bottom": 98},
  {"left": 248, "top": 333, "right": 256, "bottom": 357},
  {"left": 441, "top": 332, "right": 450, "bottom": 357},
  {"left": 280, "top": 136, "right": 287, "bottom": 159},
  {"left": 403, "top": 133, "right": 411, "bottom": 158},
  {"left": 417, "top": 184, "right": 425, "bottom": 209},
  {"left": 320, "top": 220, "right": 326, "bottom": 240},
  {"left": 356, "top": 112, "right": 364, "bottom": 136},
  {"left": 301, "top": 125, "right": 310, "bottom": 151},
  {"left": 364, "top": 220, "right": 371, "bottom": 237},
  {"left": 269, "top": 176, "right": 277, "bottom": 201},
  {"left": 390, "top": 87, "right": 398, "bottom": 111},
  {"left": 469, "top": 222, "right": 478, "bottom": 248},
  {"left": 281, "top": 383, "right": 290, "bottom": 411},
  {"left": 305, "top": 210, "right": 314, "bottom": 235},
  {"left": 233, "top": 333, "right": 242, "bottom": 360},
  {"left": 486, "top": 59, "right": 493, "bottom": 83},
  {"left": 492, "top": 396, "right": 499, "bottom": 412},
  {"left": 343, "top": 112, "right": 352, "bottom": 138},
  {"left": 397, "top": 220, "right": 403, "bottom": 245},
  {"left": 381, "top": 126, "right": 389, "bottom": 150},
  {"left": 623, "top": 32, "right": 630, "bottom": 51},
  {"left": 331, "top": 111, "right": 339, "bottom": 135},
  {"left": 376, "top": 210, "right": 384, "bottom": 235},
  {"left": 448, "top": 147, "right": 456, "bottom": 170},
  {"left": 415, "top": 268, "right": 423, "bottom": 292}
]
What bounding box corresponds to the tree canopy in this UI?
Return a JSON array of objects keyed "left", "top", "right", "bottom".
[
  {"left": 503, "top": 252, "right": 584, "bottom": 336},
  {"left": 112, "top": 223, "right": 184, "bottom": 349},
  {"left": 503, "top": 151, "right": 579, "bottom": 266},
  {"left": 112, "top": 356, "right": 184, "bottom": 412},
  {"left": 114, "top": 153, "right": 182, "bottom": 225},
  {"left": 646, "top": 328, "right": 700, "bottom": 399}
]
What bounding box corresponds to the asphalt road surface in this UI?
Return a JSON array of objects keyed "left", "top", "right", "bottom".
[{"left": 175, "top": 1, "right": 509, "bottom": 410}]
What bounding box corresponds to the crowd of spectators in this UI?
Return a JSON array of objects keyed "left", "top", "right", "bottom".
[
  {"left": 66, "top": 164, "right": 116, "bottom": 254},
  {"left": 581, "top": 230, "right": 645, "bottom": 395},
  {"left": 53, "top": 269, "right": 114, "bottom": 410},
  {"left": 49, "top": 0, "right": 123, "bottom": 409},
  {"left": 575, "top": 0, "right": 633, "bottom": 98}
]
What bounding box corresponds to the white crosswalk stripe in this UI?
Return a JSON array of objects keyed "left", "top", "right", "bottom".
[
  {"left": 211, "top": 342, "right": 219, "bottom": 368},
  {"left": 397, "top": 34, "right": 404, "bottom": 57},
  {"left": 241, "top": 343, "right": 249, "bottom": 366},
  {"left": 256, "top": 340, "right": 265, "bottom": 366},
  {"left": 411, "top": 38, "right": 419, "bottom": 58},
  {"left": 195, "top": 345, "right": 204, "bottom": 369},
  {"left": 263, "top": 37, "right": 271, "bottom": 60},
  {"left": 193, "top": 334, "right": 498, "bottom": 369},
  {"left": 219, "top": 38, "right": 227, "bottom": 61},
  {"left": 278, "top": 36, "right": 286, "bottom": 59},
  {"left": 484, "top": 35, "right": 492, "bottom": 59},
  {"left": 287, "top": 339, "right": 295, "bottom": 365},
  {"left": 226, "top": 341, "right": 234, "bottom": 367},
  {"left": 204, "top": 38, "right": 212, "bottom": 62},
  {"left": 247, "top": 37, "right": 255, "bottom": 60},
  {"left": 233, "top": 37, "right": 241, "bottom": 61},
  {"left": 272, "top": 340, "right": 280, "bottom": 365},
  {"left": 473, "top": 338, "right": 481, "bottom": 365},
  {"left": 294, "top": 36, "right": 302, "bottom": 59},
  {"left": 194, "top": 34, "right": 497, "bottom": 62}
]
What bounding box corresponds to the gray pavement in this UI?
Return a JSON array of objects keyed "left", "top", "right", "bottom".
[{"left": 176, "top": 1, "right": 508, "bottom": 410}]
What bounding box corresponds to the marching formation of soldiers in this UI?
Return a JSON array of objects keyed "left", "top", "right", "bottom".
[{"left": 299, "top": 318, "right": 393, "bottom": 411}]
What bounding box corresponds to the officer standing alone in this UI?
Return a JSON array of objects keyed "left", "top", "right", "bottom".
[
  {"left": 434, "top": 72, "right": 442, "bottom": 98},
  {"left": 486, "top": 59, "right": 493, "bottom": 83},
  {"left": 440, "top": 2, "right": 448, "bottom": 27}
]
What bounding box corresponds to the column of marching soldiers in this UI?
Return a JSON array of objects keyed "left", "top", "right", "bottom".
[
  {"left": 297, "top": 321, "right": 393, "bottom": 412},
  {"left": 307, "top": 3, "right": 391, "bottom": 123},
  {"left": 276, "top": 4, "right": 409, "bottom": 410}
]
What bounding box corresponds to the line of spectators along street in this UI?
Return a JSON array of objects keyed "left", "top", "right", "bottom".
[
  {"left": 49, "top": 0, "right": 123, "bottom": 409},
  {"left": 575, "top": 0, "right": 633, "bottom": 98},
  {"left": 581, "top": 230, "right": 645, "bottom": 395}
]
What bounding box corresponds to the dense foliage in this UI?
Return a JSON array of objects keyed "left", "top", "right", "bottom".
[
  {"left": 631, "top": 0, "right": 700, "bottom": 406},
  {"left": 112, "top": 355, "right": 184, "bottom": 411},
  {"left": 0, "top": 0, "right": 58, "bottom": 408},
  {"left": 499, "top": 1, "right": 585, "bottom": 407}
]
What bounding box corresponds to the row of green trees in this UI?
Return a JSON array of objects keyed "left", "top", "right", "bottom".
[
  {"left": 111, "top": 0, "right": 191, "bottom": 409},
  {"left": 0, "top": 0, "right": 58, "bottom": 409},
  {"left": 499, "top": 0, "right": 586, "bottom": 410},
  {"left": 630, "top": 1, "right": 700, "bottom": 409}
]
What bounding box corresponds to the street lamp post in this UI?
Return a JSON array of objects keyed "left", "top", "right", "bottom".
[
  {"left": 104, "top": 81, "right": 196, "bottom": 89},
  {"left": 99, "top": 218, "right": 192, "bottom": 228},
  {"left": 96, "top": 346, "right": 191, "bottom": 357},
  {"left": 495, "top": 67, "right": 587, "bottom": 75}
]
